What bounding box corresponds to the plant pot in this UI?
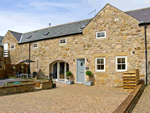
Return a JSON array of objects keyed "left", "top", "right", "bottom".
[
  {"left": 85, "top": 81, "right": 94, "bottom": 86},
  {"left": 66, "top": 80, "right": 74, "bottom": 85},
  {"left": 52, "top": 83, "right": 56, "bottom": 88}
]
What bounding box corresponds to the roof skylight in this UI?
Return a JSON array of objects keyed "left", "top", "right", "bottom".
[
  {"left": 26, "top": 35, "right": 32, "bottom": 39},
  {"left": 44, "top": 32, "right": 50, "bottom": 36}
]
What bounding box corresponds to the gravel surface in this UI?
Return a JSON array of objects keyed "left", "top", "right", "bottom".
[
  {"left": 133, "top": 86, "right": 150, "bottom": 113},
  {"left": 0, "top": 83, "right": 129, "bottom": 113}
]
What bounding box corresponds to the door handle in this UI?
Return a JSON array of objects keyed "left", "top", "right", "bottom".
[{"left": 80, "top": 72, "right": 84, "bottom": 73}]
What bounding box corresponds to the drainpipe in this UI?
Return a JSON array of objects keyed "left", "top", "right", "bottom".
[
  {"left": 139, "top": 22, "right": 150, "bottom": 86},
  {"left": 144, "top": 24, "right": 148, "bottom": 86},
  {"left": 28, "top": 42, "right": 31, "bottom": 75}
]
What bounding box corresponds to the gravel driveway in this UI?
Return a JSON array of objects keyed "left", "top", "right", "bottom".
[{"left": 0, "top": 83, "right": 129, "bottom": 113}]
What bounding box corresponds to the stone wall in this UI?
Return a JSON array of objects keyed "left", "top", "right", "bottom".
[
  {"left": 1, "top": 4, "right": 148, "bottom": 86},
  {"left": 39, "top": 81, "right": 52, "bottom": 89},
  {"left": 0, "top": 69, "right": 6, "bottom": 79},
  {"left": 0, "top": 83, "right": 35, "bottom": 96}
]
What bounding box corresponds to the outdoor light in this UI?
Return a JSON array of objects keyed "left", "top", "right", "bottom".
[{"left": 73, "top": 59, "right": 75, "bottom": 62}]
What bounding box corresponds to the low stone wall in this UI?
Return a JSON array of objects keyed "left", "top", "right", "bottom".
[
  {"left": 0, "top": 69, "right": 6, "bottom": 79},
  {"left": 113, "top": 80, "right": 145, "bottom": 113},
  {"left": 94, "top": 75, "right": 123, "bottom": 86},
  {"left": 0, "top": 83, "right": 36, "bottom": 96},
  {"left": 40, "top": 81, "right": 52, "bottom": 89}
]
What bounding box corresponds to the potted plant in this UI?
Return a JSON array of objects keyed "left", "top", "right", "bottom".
[
  {"left": 85, "top": 71, "right": 94, "bottom": 86},
  {"left": 66, "top": 71, "right": 74, "bottom": 85}
]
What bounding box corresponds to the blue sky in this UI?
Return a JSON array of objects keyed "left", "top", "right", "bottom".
[{"left": 0, "top": 0, "right": 150, "bottom": 36}]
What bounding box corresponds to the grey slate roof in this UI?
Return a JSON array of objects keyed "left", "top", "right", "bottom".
[
  {"left": 9, "top": 30, "right": 22, "bottom": 42},
  {"left": 19, "top": 18, "right": 91, "bottom": 43},
  {"left": 0, "top": 36, "right": 4, "bottom": 47},
  {"left": 125, "top": 7, "right": 150, "bottom": 22}
]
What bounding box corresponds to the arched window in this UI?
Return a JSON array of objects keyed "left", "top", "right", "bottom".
[{"left": 3, "top": 43, "right": 8, "bottom": 57}]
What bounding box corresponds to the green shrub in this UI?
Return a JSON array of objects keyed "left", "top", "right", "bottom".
[
  {"left": 67, "top": 77, "right": 69, "bottom": 80},
  {"left": 86, "top": 71, "right": 92, "bottom": 77},
  {"left": 66, "top": 71, "right": 72, "bottom": 76}
]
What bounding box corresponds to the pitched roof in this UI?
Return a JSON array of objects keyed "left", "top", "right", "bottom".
[
  {"left": 2, "top": 5, "right": 150, "bottom": 44},
  {"left": 19, "top": 18, "right": 91, "bottom": 44},
  {"left": 125, "top": 7, "right": 150, "bottom": 22},
  {"left": 9, "top": 30, "right": 22, "bottom": 42},
  {"left": 0, "top": 36, "right": 4, "bottom": 47}
]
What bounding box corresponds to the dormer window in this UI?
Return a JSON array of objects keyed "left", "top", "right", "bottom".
[
  {"left": 33, "top": 43, "right": 38, "bottom": 48},
  {"left": 96, "top": 31, "right": 106, "bottom": 39},
  {"left": 10, "top": 44, "right": 15, "bottom": 49},
  {"left": 26, "top": 35, "right": 32, "bottom": 39},
  {"left": 44, "top": 32, "right": 50, "bottom": 36},
  {"left": 59, "top": 38, "right": 66, "bottom": 45}
]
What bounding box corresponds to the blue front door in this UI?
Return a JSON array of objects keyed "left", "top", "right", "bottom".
[{"left": 77, "top": 59, "right": 85, "bottom": 83}]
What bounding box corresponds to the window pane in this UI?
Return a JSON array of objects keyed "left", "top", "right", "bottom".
[
  {"left": 11, "top": 45, "right": 14, "bottom": 48},
  {"left": 101, "top": 65, "right": 104, "bottom": 70},
  {"left": 97, "top": 59, "right": 100, "bottom": 64},
  {"left": 100, "top": 33, "right": 105, "bottom": 37},
  {"left": 117, "top": 64, "right": 121, "bottom": 70},
  {"left": 100, "top": 59, "right": 104, "bottom": 64},
  {"left": 122, "top": 58, "right": 125, "bottom": 63},
  {"left": 122, "top": 64, "right": 126, "bottom": 69},
  {"left": 97, "top": 65, "right": 100, "bottom": 70},
  {"left": 97, "top": 33, "right": 101, "bottom": 37},
  {"left": 117, "top": 58, "right": 121, "bottom": 63},
  {"left": 33, "top": 44, "right": 37, "bottom": 47},
  {"left": 60, "top": 39, "right": 66, "bottom": 44},
  {"left": 97, "top": 32, "right": 105, "bottom": 38}
]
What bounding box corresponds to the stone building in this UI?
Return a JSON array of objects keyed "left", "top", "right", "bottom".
[{"left": 1, "top": 3, "right": 150, "bottom": 86}]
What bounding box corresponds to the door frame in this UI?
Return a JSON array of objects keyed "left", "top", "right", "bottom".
[{"left": 76, "top": 58, "right": 86, "bottom": 84}]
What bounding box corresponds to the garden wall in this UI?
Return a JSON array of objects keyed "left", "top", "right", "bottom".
[
  {"left": 113, "top": 80, "right": 145, "bottom": 113},
  {"left": 40, "top": 81, "right": 52, "bottom": 89},
  {"left": 0, "top": 69, "right": 6, "bottom": 79},
  {"left": 0, "top": 83, "right": 35, "bottom": 96}
]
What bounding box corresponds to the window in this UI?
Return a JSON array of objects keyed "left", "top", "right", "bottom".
[
  {"left": 26, "top": 35, "right": 32, "bottom": 39},
  {"left": 59, "top": 38, "right": 66, "bottom": 45},
  {"left": 116, "top": 56, "right": 127, "bottom": 72},
  {"left": 95, "top": 57, "right": 105, "bottom": 72},
  {"left": 10, "top": 44, "right": 15, "bottom": 49},
  {"left": 96, "top": 31, "right": 106, "bottom": 39},
  {"left": 44, "top": 32, "right": 50, "bottom": 36},
  {"left": 33, "top": 43, "right": 38, "bottom": 48}
]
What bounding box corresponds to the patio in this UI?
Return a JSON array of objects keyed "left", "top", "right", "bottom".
[{"left": 0, "top": 83, "right": 129, "bottom": 113}]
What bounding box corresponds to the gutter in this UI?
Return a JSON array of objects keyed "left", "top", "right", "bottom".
[{"left": 139, "top": 22, "right": 149, "bottom": 86}]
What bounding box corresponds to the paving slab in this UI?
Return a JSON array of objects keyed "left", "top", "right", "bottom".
[{"left": 0, "top": 83, "right": 129, "bottom": 113}]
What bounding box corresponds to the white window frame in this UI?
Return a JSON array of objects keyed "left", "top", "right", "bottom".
[
  {"left": 95, "top": 57, "right": 105, "bottom": 72},
  {"left": 116, "top": 56, "right": 127, "bottom": 72},
  {"left": 59, "top": 38, "right": 67, "bottom": 45},
  {"left": 33, "top": 43, "right": 38, "bottom": 49},
  {"left": 10, "top": 44, "right": 15, "bottom": 49},
  {"left": 96, "top": 31, "right": 106, "bottom": 39}
]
